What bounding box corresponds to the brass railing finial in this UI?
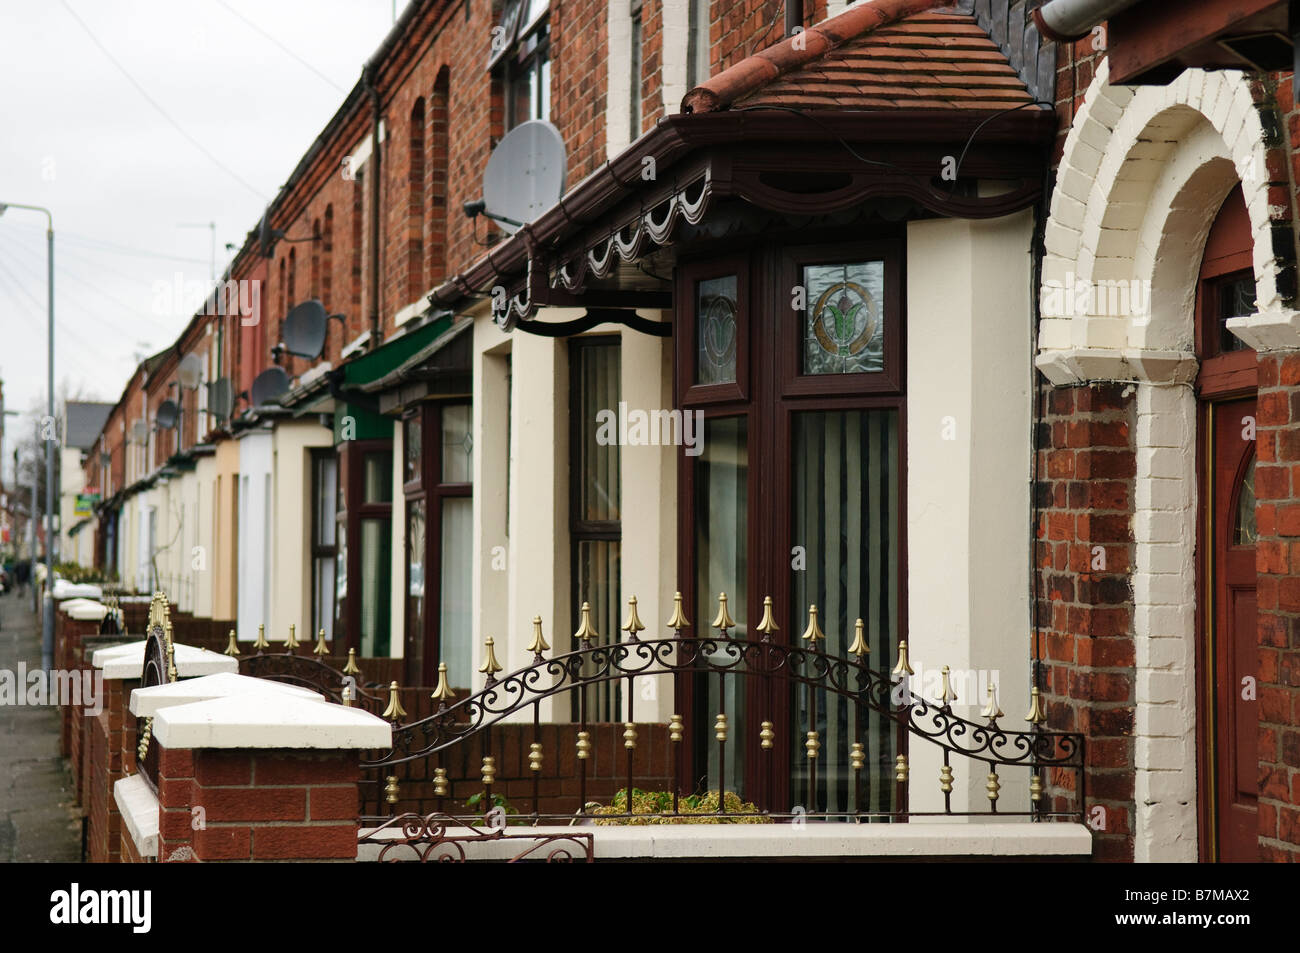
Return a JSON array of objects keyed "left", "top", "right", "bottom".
[
  {"left": 432, "top": 662, "right": 455, "bottom": 704},
  {"left": 711, "top": 592, "right": 736, "bottom": 632},
  {"left": 526, "top": 616, "right": 550, "bottom": 658},
  {"left": 622, "top": 596, "right": 646, "bottom": 640},
  {"left": 756, "top": 596, "right": 779, "bottom": 639},
  {"left": 847, "top": 618, "right": 869, "bottom": 658},
  {"left": 668, "top": 714, "right": 684, "bottom": 743},
  {"left": 343, "top": 648, "right": 361, "bottom": 675},
  {"left": 666, "top": 591, "right": 690, "bottom": 630},
  {"left": 800, "top": 604, "right": 825, "bottom": 644},
  {"left": 284, "top": 623, "right": 299, "bottom": 652},
  {"left": 166, "top": 643, "right": 177, "bottom": 683},
  {"left": 313, "top": 628, "right": 329, "bottom": 657},
  {"left": 573, "top": 602, "right": 599, "bottom": 645},
  {"left": 479, "top": 636, "right": 504, "bottom": 682},
  {"left": 1025, "top": 685, "right": 1047, "bottom": 725},
  {"left": 981, "top": 683, "right": 1004, "bottom": 723},
  {"left": 936, "top": 665, "right": 957, "bottom": 706},
  {"left": 223, "top": 629, "right": 240, "bottom": 657},
  {"left": 892, "top": 639, "right": 914, "bottom": 679},
  {"left": 382, "top": 681, "right": 408, "bottom": 721},
  {"left": 253, "top": 622, "right": 269, "bottom": 652}
]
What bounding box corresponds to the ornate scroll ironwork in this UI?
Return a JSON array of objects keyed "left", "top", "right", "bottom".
[{"left": 358, "top": 812, "right": 593, "bottom": 863}]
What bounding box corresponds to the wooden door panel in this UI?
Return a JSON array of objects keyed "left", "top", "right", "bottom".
[{"left": 1208, "top": 397, "right": 1257, "bottom": 862}]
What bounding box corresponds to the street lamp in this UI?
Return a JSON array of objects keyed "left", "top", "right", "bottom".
[{"left": 0, "top": 200, "right": 56, "bottom": 670}]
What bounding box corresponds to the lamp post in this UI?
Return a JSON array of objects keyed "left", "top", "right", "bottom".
[{"left": 0, "top": 201, "right": 55, "bottom": 670}]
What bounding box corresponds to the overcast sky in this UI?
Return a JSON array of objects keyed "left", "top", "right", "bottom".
[{"left": 0, "top": 0, "right": 403, "bottom": 476}]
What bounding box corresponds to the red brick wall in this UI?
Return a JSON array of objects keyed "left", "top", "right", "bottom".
[
  {"left": 551, "top": 0, "right": 609, "bottom": 180},
  {"left": 85, "top": 678, "right": 135, "bottom": 863},
  {"left": 157, "top": 746, "right": 360, "bottom": 862},
  {"left": 1035, "top": 383, "right": 1137, "bottom": 862},
  {"left": 1253, "top": 353, "right": 1300, "bottom": 859}
]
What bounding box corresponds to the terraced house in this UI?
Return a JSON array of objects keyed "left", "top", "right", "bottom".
[{"left": 64, "top": 0, "right": 1300, "bottom": 863}]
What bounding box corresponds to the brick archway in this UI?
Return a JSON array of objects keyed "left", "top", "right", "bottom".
[
  {"left": 1035, "top": 61, "right": 1297, "bottom": 863},
  {"left": 1037, "top": 59, "right": 1294, "bottom": 384}
]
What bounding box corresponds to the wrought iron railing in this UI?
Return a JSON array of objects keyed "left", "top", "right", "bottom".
[{"left": 357, "top": 593, "right": 1084, "bottom": 831}]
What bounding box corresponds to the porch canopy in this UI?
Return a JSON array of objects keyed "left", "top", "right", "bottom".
[{"left": 428, "top": 0, "right": 1060, "bottom": 329}]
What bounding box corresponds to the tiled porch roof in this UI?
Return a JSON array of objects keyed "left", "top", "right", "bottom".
[{"left": 682, "top": 1, "right": 1035, "bottom": 114}]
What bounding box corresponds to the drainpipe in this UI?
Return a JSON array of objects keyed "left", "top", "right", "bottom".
[
  {"left": 1031, "top": 0, "right": 1141, "bottom": 42},
  {"left": 785, "top": 0, "right": 802, "bottom": 38},
  {"left": 364, "top": 65, "right": 382, "bottom": 349}
]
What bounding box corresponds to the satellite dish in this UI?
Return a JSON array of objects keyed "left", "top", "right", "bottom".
[
  {"left": 284, "top": 299, "right": 329, "bottom": 359},
  {"left": 207, "top": 377, "right": 233, "bottom": 419},
  {"left": 258, "top": 211, "right": 284, "bottom": 258},
  {"left": 482, "top": 120, "right": 566, "bottom": 233},
  {"left": 130, "top": 420, "right": 148, "bottom": 444},
  {"left": 178, "top": 353, "right": 203, "bottom": 390},
  {"left": 156, "top": 400, "right": 180, "bottom": 430},
  {"left": 251, "top": 367, "right": 290, "bottom": 407}
]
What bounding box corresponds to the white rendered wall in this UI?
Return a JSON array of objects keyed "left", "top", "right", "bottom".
[
  {"left": 905, "top": 210, "right": 1035, "bottom": 815},
  {"left": 236, "top": 428, "right": 272, "bottom": 642}
]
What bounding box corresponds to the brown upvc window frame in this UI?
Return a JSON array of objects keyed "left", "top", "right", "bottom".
[
  {"left": 337, "top": 438, "right": 393, "bottom": 656},
  {"left": 779, "top": 241, "right": 904, "bottom": 396},
  {"left": 674, "top": 230, "right": 908, "bottom": 813},
  {"left": 676, "top": 252, "right": 751, "bottom": 407},
  {"left": 403, "top": 402, "right": 473, "bottom": 687},
  {"left": 309, "top": 448, "right": 339, "bottom": 643}
]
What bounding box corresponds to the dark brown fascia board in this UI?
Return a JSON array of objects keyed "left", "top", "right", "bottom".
[{"left": 429, "top": 106, "right": 1057, "bottom": 308}]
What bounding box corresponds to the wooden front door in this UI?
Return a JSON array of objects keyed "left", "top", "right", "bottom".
[
  {"left": 1195, "top": 184, "right": 1258, "bottom": 861},
  {"left": 1207, "top": 399, "right": 1258, "bottom": 862}
]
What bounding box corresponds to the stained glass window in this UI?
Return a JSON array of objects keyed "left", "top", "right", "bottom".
[
  {"left": 697, "top": 275, "right": 738, "bottom": 385},
  {"left": 1235, "top": 457, "right": 1257, "bottom": 546},
  {"left": 801, "top": 261, "right": 885, "bottom": 375}
]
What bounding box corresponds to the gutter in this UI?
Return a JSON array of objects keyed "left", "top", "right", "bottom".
[
  {"left": 427, "top": 107, "right": 1056, "bottom": 312},
  {"left": 1031, "top": 0, "right": 1141, "bottom": 42},
  {"left": 363, "top": 64, "right": 383, "bottom": 349}
]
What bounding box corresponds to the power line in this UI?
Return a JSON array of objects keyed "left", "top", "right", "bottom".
[
  {"left": 211, "top": 0, "right": 348, "bottom": 93},
  {"left": 0, "top": 230, "right": 179, "bottom": 333},
  {"left": 4, "top": 221, "right": 213, "bottom": 267},
  {"left": 0, "top": 231, "right": 172, "bottom": 345},
  {"left": 59, "top": 0, "right": 269, "bottom": 202},
  {"left": 0, "top": 260, "right": 115, "bottom": 383}
]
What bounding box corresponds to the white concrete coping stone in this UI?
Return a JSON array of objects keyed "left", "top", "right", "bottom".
[
  {"left": 113, "top": 774, "right": 159, "bottom": 860},
  {"left": 129, "top": 672, "right": 325, "bottom": 717},
  {"left": 91, "top": 640, "right": 238, "bottom": 680},
  {"left": 152, "top": 693, "right": 392, "bottom": 750},
  {"left": 52, "top": 580, "right": 104, "bottom": 600},
  {"left": 58, "top": 598, "right": 102, "bottom": 613},
  {"left": 356, "top": 821, "right": 1093, "bottom": 861},
  {"left": 65, "top": 602, "right": 110, "bottom": 622}
]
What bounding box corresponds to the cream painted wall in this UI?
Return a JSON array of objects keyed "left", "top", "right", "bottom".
[
  {"left": 269, "top": 419, "right": 334, "bottom": 648},
  {"left": 212, "top": 439, "right": 240, "bottom": 623},
  {"left": 193, "top": 454, "right": 217, "bottom": 619},
  {"left": 470, "top": 308, "right": 678, "bottom": 722},
  {"left": 618, "top": 325, "right": 677, "bottom": 723},
  {"left": 473, "top": 315, "right": 511, "bottom": 697},
  {"left": 236, "top": 427, "right": 273, "bottom": 642},
  {"left": 507, "top": 324, "right": 574, "bottom": 722},
  {"left": 905, "top": 209, "right": 1035, "bottom": 816}
]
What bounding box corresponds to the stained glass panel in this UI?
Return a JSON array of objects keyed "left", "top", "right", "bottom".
[
  {"left": 1235, "top": 457, "right": 1257, "bottom": 546},
  {"left": 696, "top": 275, "right": 738, "bottom": 385},
  {"left": 801, "top": 261, "right": 885, "bottom": 375}
]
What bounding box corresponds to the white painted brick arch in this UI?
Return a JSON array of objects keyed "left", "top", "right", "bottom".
[
  {"left": 1037, "top": 59, "right": 1294, "bottom": 386},
  {"left": 1034, "top": 60, "right": 1297, "bottom": 863}
]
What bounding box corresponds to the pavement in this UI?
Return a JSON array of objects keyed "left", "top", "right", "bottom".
[{"left": 0, "top": 592, "right": 83, "bottom": 862}]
